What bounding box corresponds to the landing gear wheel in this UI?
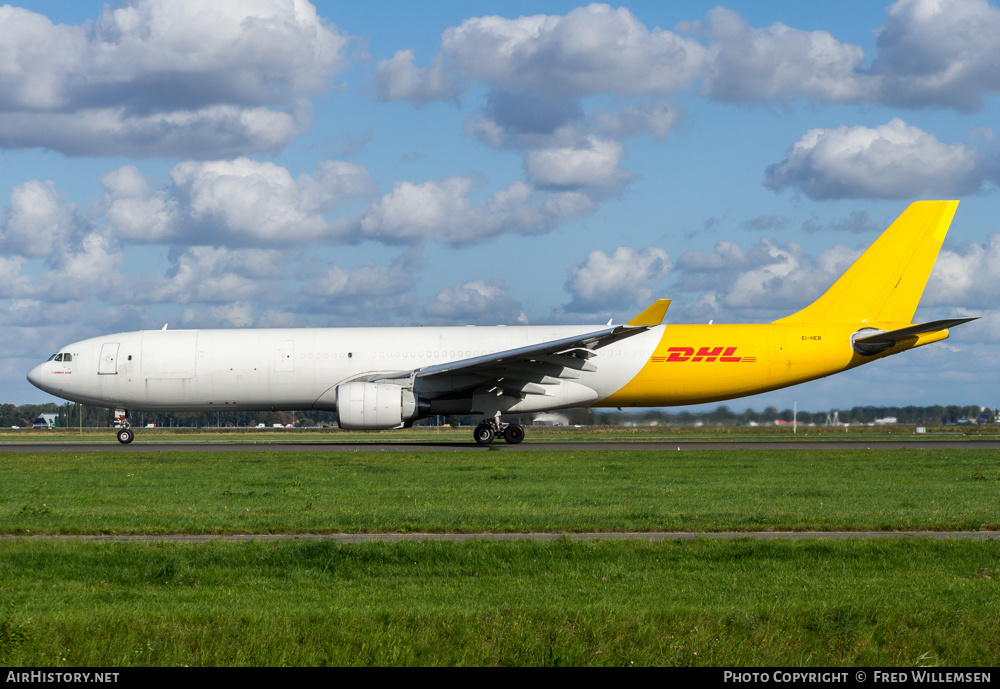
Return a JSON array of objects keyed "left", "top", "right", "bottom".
[
  {"left": 473, "top": 424, "right": 495, "bottom": 446},
  {"left": 117, "top": 428, "right": 134, "bottom": 445},
  {"left": 503, "top": 423, "right": 525, "bottom": 444}
]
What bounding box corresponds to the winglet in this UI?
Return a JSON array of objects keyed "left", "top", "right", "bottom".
[{"left": 626, "top": 299, "right": 671, "bottom": 327}]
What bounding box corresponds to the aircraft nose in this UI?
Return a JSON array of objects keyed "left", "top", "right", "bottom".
[{"left": 27, "top": 363, "right": 50, "bottom": 393}]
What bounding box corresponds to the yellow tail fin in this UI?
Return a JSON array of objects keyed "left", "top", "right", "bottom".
[{"left": 775, "top": 201, "right": 958, "bottom": 325}]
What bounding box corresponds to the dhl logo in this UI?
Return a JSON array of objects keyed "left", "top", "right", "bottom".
[{"left": 651, "top": 346, "right": 756, "bottom": 363}]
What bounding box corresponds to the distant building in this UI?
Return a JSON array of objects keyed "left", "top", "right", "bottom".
[{"left": 32, "top": 413, "right": 58, "bottom": 429}]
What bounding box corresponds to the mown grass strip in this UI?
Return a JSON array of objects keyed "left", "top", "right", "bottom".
[
  {"left": 1, "top": 449, "right": 998, "bottom": 534},
  {"left": 0, "top": 538, "right": 996, "bottom": 666}
]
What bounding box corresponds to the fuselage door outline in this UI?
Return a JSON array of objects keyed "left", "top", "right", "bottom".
[{"left": 98, "top": 343, "right": 120, "bottom": 375}]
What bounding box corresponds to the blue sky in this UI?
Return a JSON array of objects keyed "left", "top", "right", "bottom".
[{"left": 4, "top": 0, "right": 1000, "bottom": 412}]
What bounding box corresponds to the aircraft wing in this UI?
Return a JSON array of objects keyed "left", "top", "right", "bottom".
[{"left": 370, "top": 300, "right": 670, "bottom": 396}]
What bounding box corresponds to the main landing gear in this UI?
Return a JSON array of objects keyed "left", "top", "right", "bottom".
[
  {"left": 114, "top": 408, "right": 134, "bottom": 444},
  {"left": 473, "top": 417, "right": 525, "bottom": 446}
]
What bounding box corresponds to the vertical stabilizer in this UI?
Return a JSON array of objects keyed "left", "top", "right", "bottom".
[{"left": 775, "top": 201, "right": 958, "bottom": 325}]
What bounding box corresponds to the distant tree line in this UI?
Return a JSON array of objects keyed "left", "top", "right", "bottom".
[
  {"left": 4, "top": 401, "right": 994, "bottom": 429},
  {"left": 589, "top": 404, "right": 995, "bottom": 427}
]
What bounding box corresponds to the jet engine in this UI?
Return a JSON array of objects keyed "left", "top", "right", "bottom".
[{"left": 335, "top": 381, "right": 427, "bottom": 430}]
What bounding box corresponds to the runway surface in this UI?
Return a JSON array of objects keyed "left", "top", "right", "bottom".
[{"left": 3, "top": 439, "right": 1000, "bottom": 452}]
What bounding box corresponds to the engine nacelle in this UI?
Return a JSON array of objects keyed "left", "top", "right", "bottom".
[{"left": 335, "top": 381, "right": 424, "bottom": 430}]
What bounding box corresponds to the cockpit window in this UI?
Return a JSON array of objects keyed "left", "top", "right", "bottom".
[
  {"left": 54, "top": 354, "right": 63, "bottom": 362},
  {"left": 46, "top": 354, "right": 56, "bottom": 361},
  {"left": 63, "top": 353, "right": 72, "bottom": 362}
]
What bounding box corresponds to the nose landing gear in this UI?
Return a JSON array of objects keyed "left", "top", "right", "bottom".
[
  {"left": 473, "top": 416, "right": 525, "bottom": 445},
  {"left": 114, "top": 409, "right": 134, "bottom": 444}
]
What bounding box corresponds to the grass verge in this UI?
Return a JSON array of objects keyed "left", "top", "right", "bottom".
[
  {"left": 0, "top": 449, "right": 997, "bottom": 534},
  {"left": 0, "top": 537, "right": 997, "bottom": 666}
]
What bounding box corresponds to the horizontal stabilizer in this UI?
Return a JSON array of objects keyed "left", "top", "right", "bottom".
[
  {"left": 854, "top": 317, "right": 977, "bottom": 349},
  {"left": 627, "top": 299, "right": 671, "bottom": 326}
]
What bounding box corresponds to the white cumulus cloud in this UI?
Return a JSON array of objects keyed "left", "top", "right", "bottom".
[
  {"left": 49, "top": 233, "right": 124, "bottom": 300},
  {"left": 0, "top": 0, "right": 349, "bottom": 157},
  {"left": 924, "top": 233, "right": 1000, "bottom": 309},
  {"left": 180, "top": 302, "right": 256, "bottom": 329},
  {"left": 669, "top": 238, "right": 867, "bottom": 321},
  {"left": 524, "top": 137, "right": 632, "bottom": 191},
  {"left": 377, "top": 4, "right": 707, "bottom": 144},
  {"left": 872, "top": 0, "right": 1000, "bottom": 111},
  {"left": 764, "top": 118, "right": 990, "bottom": 199},
  {"left": 0, "top": 256, "right": 29, "bottom": 299},
  {"left": 375, "top": 49, "right": 458, "bottom": 103},
  {"left": 377, "top": 0, "right": 1000, "bottom": 134},
  {"left": 301, "top": 262, "right": 418, "bottom": 320},
  {"left": 99, "top": 166, "right": 178, "bottom": 243},
  {"left": 594, "top": 103, "right": 682, "bottom": 139},
  {"left": 0, "top": 180, "right": 80, "bottom": 259},
  {"left": 134, "top": 246, "right": 274, "bottom": 305},
  {"left": 565, "top": 246, "right": 673, "bottom": 312},
  {"left": 169, "top": 158, "right": 374, "bottom": 244},
  {"left": 423, "top": 280, "right": 527, "bottom": 325},
  {"left": 699, "top": 7, "right": 873, "bottom": 103},
  {"left": 358, "top": 177, "right": 594, "bottom": 245}
]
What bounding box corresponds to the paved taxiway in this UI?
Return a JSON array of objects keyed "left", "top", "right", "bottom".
[{"left": 3, "top": 439, "right": 1000, "bottom": 452}]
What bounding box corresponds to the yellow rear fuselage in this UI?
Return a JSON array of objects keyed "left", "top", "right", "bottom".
[{"left": 604, "top": 322, "right": 947, "bottom": 407}]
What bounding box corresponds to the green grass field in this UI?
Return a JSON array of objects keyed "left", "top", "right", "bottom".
[
  {"left": 0, "top": 446, "right": 998, "bottom": 666},
  {"left": 1, "top": 448, "right": 997, "bottom": 533},
  {"left": 0, "top": 538, "right": 997, "bottom": 666}
]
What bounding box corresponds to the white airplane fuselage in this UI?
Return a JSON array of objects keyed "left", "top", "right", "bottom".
[{"left": 27, "top": 325, "right": 656, "bottom": 415}]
